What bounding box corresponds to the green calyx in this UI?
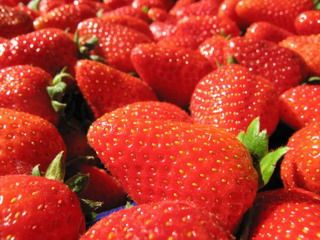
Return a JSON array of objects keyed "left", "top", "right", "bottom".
[
  {"left": 237, "top": 118, "right": 288, "bottom": 189},
  {"left": 305, "top": 76, "right": 320, "bottom": 84},
  {"left": 141, "top": 6, "right": 150, "bottom": 14},
  {"left": 313, "top": 0, "right": 320, "bottom": 9},
  {"left": 27, "top": 0, "right": 41, "bottom": 10},
  {"left": 226, "top": 55, "right": 239, "bottom": 65}
]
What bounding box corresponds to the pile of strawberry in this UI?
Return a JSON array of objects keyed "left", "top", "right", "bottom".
[{"left": 0, "top": 0, "right": 320, "bottom": 239}]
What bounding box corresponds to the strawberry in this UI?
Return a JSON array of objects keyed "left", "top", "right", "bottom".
[
  {"left": 80, "top": 201, "right": 233, "bottom": 239},
  {"left": 131, "top": 0, "right": 173, "bottom": 11},
  {"left": 157, "top": 34, "right": 203, "bottom": 50},
  {"left": 225, "top": 37, "right": 306, "bottom": 95},
  {"left": 147, "top": 7, "right": 168, "bottom": 21},
  {"left": 88, "top": 116, "right": 258, "bottom": 231},
  {"left": 36, "top": 0, "right": 100, "bottom": 13},
  {"left": 235, "top": 0, "right": 314, "bottom": 32},
  {"left": 281, "top": 124, "right": 320, "bottom": 194},
  {"left": 190, "top": 64, "right": 279, "bottom": 135},
  {"left": 245, "top": 22, "right": 293, "bottom": 43},
  {"left": 77, "top": 17, "right": 152, "bottom": 72},
  {"left": 0, "top": 36, "right": 7, "bottom": 43},
  {"left": 280, "top": 34, "right": 320, "bottom": 76},
  {"left": 131, "top": 43, "right": 212, "bottom": 107},
  {"left": 0, "top": 174, "right": 84, "bottom": 240},
  {"left": 0, "top": 5, "right": 33, "bottom": 38},
  {"left": 103, "top": 0, "right": 132, "bottom": 10},
  {"left": 0, "top": 108, "right": 66, "bottom": 176},
  {"left": 79, "top": 164, "right": 127, "bottom": 210},
  {"left": 75, "top": 60, "right": 157, "bottom": 118},
  {"left": 15, "top": 4, "right": 40, "bottom": 20},
  {"left": 0, "top": 65, "right": 60, "bottom": 125},
  {"left": 34, "top": 3, "right": 97, "bottom": 32},
  {"left": 149, "top": 21, "right": 176, "bottom": 40},
  {"left": 248, "top": 188, "right": 320, "bottom": 239},
  {"left": 295, "top": 10, "right": 320, "bottom": 35},
  {"left": 218, "top": 0, "right": 242, "bottom": 28},
  {"left": 0, "top": 0, "right": 29, "bottom": 6},
  {"left": 169, "top": 0, "right": 197, "bottom": 14},
  {"left": 0, "top": 28, "right": 78, "bottom": 76},
  {"left": 102, "top": 5, "right": 150, "bottom": 22}
]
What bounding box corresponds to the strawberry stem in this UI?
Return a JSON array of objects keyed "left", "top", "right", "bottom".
[{"left": 27, "top": 0, "right": 41, "bottom": 10}]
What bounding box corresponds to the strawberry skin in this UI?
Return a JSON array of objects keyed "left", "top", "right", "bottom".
[
  {"left": 88, "top": 117, "right": 258, "bottom": 231},
  {"left": 190, "top": 64, "right": 279, "bottom": 135},
  {"left": 81, "top": 201, "right": 233, "bottom": 240},
  {"left": 281, "top": 124, "right": 320, "bottom": 194},
  {"left": 0, "top": 28, "right": 78, "bottom": 76},
  {"left": 295, "top": 10, "right": 320, "bottom": 35},
  {"left": 279, "top": 84, "right": 320, "bottom": 129},
  {"left": 0, "top": 108, "right": 66, "bottom": 176},
  {"left": 249, "top": 188, "right": 320, "bottom": 239},
  {"left": 171, "top": 0, "right": 220, "bottom": 19},
  {"left": 0, "top": 175, "right": 84, "bottom": 240},
  {"left": 0, "top": 5, "right": 33, "bottom": 38},
  {"left": 131, "top": 43, "right": 212, "bottom": 107},
  {"left": 0, "top": 65, "right": 58, "bottom": 125}
]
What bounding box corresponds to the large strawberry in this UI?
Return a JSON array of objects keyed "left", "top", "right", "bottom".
[
  {"left": 88, "top": 116, "right": 258, "bottom": 231},
  {"left": 81, "top": 201, "right": 233, "bottom": 239},
  {"left": 190, "top": 64, "right": 279, "bottom": 135},
  {"left": 75, "top": 60, "right": 157, "bottom": 118},
  {"left": 295, "top": 10, "right": 320, "bottom": 35},
  {"left": 0, "top": 108, "right": 66, "bottom": 176},
  {"left": 281, "top": 123, "right": 320, "bottom": 193},
  {"left": 77, "top": 17, "right": 152, "bottom": 72},
  {"left": 248, "top": 188, "right": 320, "bottom": 239},
  {"left": 0, "top": 28, "right": 78, "bottom": 76},
  {"left": 131, "top": 43, "right": 212, "bottom": 106},
  {"left": 235, "top": 0, "right": 314, "bottom": 32},
  {"left": 0, "top": 174, "right": 84, "bottom": 240},
  {"left": 0, "top": 5, "right": 33, "bottom": 38}
]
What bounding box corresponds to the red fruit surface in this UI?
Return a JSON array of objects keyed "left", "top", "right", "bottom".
[
  {"left": 131, "top": 0, "right": 173, "bottom": 11},
  {"left": 88, "top": 118, "right": 258, "bottom": 231},
  {"left": 295, "top": 10, "right": 320, "bottom": 35},
  {"left": 103, "top": 5, "right": 149, "bottom": 22},
  {"left": 218, "top": 0, "right": 242, "bottom": 27},
  {"left": 0, "top": 65, "right": 58, "bottom": 125},
  {"left": 75, "top": 60, "right": 157, "bottom": 118},
  {"left": 171, "top": 0, "right": 220, "bottom": 18},
  {"left": 149, "top": 21, "right": 176, "bottom": 40},
  {"left": 147, "top": 7, "right": 168, "bottom": 21},
  {"left": 0, "top": 175, "right": 84, "bottom": 240},
  {"left": 0, "top": 28, "right": 77, "bottom": 76},
  {"left": 281, "top": 124, "right": 320, "bottom": 194},
  {"left": 0, "top": 0, "right": 29, "bottom": 6},
  {"left": 190, "top": 64, "right": 279, "bottom": 135},
  {"left": 249, "top": 188, "right": 320, "bottom": 239},
  {"left": 81, "top": 201, "right": 233, "bottom": 240},
  {"left": 0, "top": 108, "right": 66, "bottom": 176},
  {"left": 15, "top": 4, "right": 40, "bottom": 20},
  {"left": 131, "top": 43, "right": 212, "bottom": 107},
  {"left": 279, "top": 84, "right": 320, "bottom": 130}
]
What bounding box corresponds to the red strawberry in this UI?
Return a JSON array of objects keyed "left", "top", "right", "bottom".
[
  {"left": 157, "top": 34, "right": 203, "bottom": 50},
  {"left": 279, "top": 84, "right": 320, "bottom": 130},
  {"left": 245, "top": 22, "right": 293, "bottom": 43},
  {"left": 0, "top": 174, "right": 84, "bottom": 240},
  {"left": 169, "top": 0, "right": 197, "bottom": 14},
  {"left": 34, "top": 3, "right": 97, "bottom": 32},
  {"left": 37, "top": 0, "right": 100, "bottom": 13},
  {"left": 218, "top": 0, "right": 242, "bottom": 27},
  {"left": 15, "top": 4, "right": 40, "bottom": 20},
  {"left": 0, "top": 65, "right": 59, "bottom": 125},
  {"left": 131, "top": 43, "right": 212, "bottom": 106},
  {"left": 147, "top": 7, "right": 168, "bottom": 21},
  {"left": 295, "top": 10, "right": 320, "bottom": 35},
  {"left": 190, "top": 64, "right": 279, "bottom": 135},
  {"left": 102, "top": 5, "right": 150, "bottom": 22},
  {"left": 280, "top": 34, "right": 320, "bottom": 76},
  {"left": 80, "top": 201, "right": 233, "bottom": 239},
  {"left": 0, "top": 108, "right": 66, "bottom": 176},
  {"left": 79, "top": 165, "right": 127, "bottom": 210},
  {"left": 131, "top": 0, "right": 173, "bottom": 11},
  {"left": 103, "top": 0, "right": 132, "bottom": 10},
  {"left": 281, "top": 124, "right": 320, "bottom": 194},
  {"left": 0, "top": 5, "right": 33, "bottom": 38},
  {"left": 235, "top": 0, "right": 314, "bottom": 32},
  {"left": 88, "top": 117, "right": 258, "bottom": 231},
  {"left": 248, "top": 188, "right": 320, "bottom": 239},
  {"left": 225, "top": 37, "right": 306, "bottom": 95},
  {"left": 0, "top": 0, "right": 29, "bottom": 6},
  {"left": 149, "top": 21, "right": 176, "bottom": 40},
  {"left": 75, "top": 60, "right": 157, "bottom": 118},
  {"left": 0, "top": 36, "right": 7, "bottom": 43},
  {"left": 77, "top": 17, "right": 152, "bottom": 72},
  {"left": 0, "top": 28, "right": 78, "bottom": 76}
]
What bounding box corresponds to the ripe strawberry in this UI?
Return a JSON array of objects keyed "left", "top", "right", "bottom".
[
  {"left": 79, "top": 165, "right": 127, "bottom": 210},
  {"left": 190, "top": 64, "right": 279, "bottom": 135},
  {"left": 147, "top": 7, "right": 168, "bottom": 21},
  {"left": 248, "top": 188, "right": 320, "bottom": 239},
  {"left": 0, "top": 5, "right": 33, "bottom": 38},
  {"left": 169, "top": 0, "right": 197, "bottom": 13},
  {"left": 0, "top": 28, "right": 78, "bottom": 76},
  {"left": 88, "top": 117, "right": 258, "bottom": 231},
  {"left": 75, "top": 60, "right": 157, "bottom": 118},
  {"left": 102, "top": 5, "right": 149, "bottom": 22},
  {"left": 225, "top": 37, "right": 306, "bottom": 95},
  {"left": 280, "top": 34, "right": 320, "bottom": 76},
  {"left": 245, "top": 22, "right": 293, "bottom": 43},
  {"left": 80, "top": 201, "right": 233, "bottom": 240},
  {"left": 281, "top": 124, "right": 320, "bottom": 194},
  {"left": 0, "top": 0, "right": 29, "bottom": 7},
  {"left": 131, "top": 43, "right": 212, "bottom": 107},
  {"left": 36, "top": 0, "right": 101, "bottom": 13},
  {"left": 0, "top": 174, "right": 84, "bottom": 240},
  {"left": 15, "top": 4, "right": 40, "bottom": 20},
  {"left": 279, "top": 84, "right": 320, "bottom": 129},
  {"left": 218, "top": 0, "right": 242, "bottom": 28},
  {"left": 131, "top": 0, "right": 173, "bottom": 11},
  {"left": 77, "top": 17, "right": 152, "bottom": 72},
  {"left": 157, "top": 34, "right": 203, "bottom": 50},
  {"left": 149, "top": 21, "right": 176, "bottom": 40},
  {"left": 34, "top": 3, "right": 97, "bottom": 32},
  {"left": 0, "top": 36, "right": 7, "bottom": 43},
  {"left": 0, "top": 108, "right": 66, "bottom": 176},
  {"left": 295, "top": 10, "right": 320, "bottom": 35},
  {"left": 235, "top": 0, "right": 314, "bottom": 32},
  {"left": 103, "top": 0, "right": 132, "bottom": 10}
]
